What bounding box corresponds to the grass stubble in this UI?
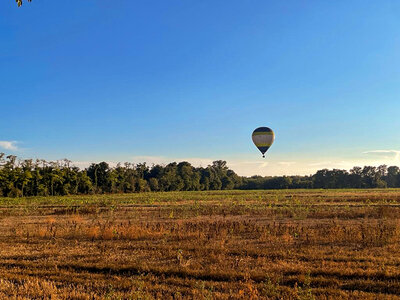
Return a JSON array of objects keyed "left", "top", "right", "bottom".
[{"left": 0, "top": 189, "right": 400, "bottom": 299}]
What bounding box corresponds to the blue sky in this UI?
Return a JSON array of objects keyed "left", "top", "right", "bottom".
[{"left": 1, "top": 1, "right": 400, "bottom": 176}]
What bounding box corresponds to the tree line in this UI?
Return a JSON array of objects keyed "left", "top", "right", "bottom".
[
  {"left": 1, "top": 153, "right": 400, "bottom": 197},
  {"left": 241, "top": 165, "right": 400, "bottom": 189},
  {"left": 0, "top": 153, "right": 241, "bottom": 197}
]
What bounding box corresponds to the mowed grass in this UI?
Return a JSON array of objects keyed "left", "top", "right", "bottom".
[{"left": 1, "top": 190, "right": 400, "bottom": 299}]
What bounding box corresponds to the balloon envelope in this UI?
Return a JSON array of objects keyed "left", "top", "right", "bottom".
[{"left": 252, "top": 127, "right": 275, "bottom": 157}]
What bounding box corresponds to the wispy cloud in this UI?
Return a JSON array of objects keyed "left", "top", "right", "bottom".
[
  {"left": 363, "top": 150, "right": 400, "bottom": 161},
  {"left": 0, "top": 141, "right": 18, "bottom": 151},
  {"left": 278, "top": 161, "right": 296, "bottom": 167}
]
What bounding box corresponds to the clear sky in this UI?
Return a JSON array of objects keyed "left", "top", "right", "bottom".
[{"left": 1, "top": 1, "right": 400, "bottom": 176}]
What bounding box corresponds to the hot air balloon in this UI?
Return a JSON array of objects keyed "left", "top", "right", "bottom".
[{"left": 252, "top": 127, "right": 275, "bottom": 158}]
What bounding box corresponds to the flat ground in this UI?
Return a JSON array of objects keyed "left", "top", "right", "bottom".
[{"left": 1, "top": 190, "right": 400, "bottom": 299}]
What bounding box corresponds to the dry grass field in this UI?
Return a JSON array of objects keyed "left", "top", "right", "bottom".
[{"left": 1, "top": 189, "right": 400, "bottom": 299}]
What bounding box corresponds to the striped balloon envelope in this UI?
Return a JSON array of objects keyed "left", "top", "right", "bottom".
[{"left": 252, "top": 127, "right": 275, "bottom": 158}]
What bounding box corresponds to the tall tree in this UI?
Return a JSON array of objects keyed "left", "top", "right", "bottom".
[{"left": 86, "top": 162, "right": 111, "bottom": 193}]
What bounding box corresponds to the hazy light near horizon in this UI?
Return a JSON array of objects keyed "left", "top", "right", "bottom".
[
  {"left": 1, "top": 155, "right": 396, "bottom": 177},
  {"left": 64, "top": 152, "right": 400, "bottom": 177},
  {"left": 3, "top": 142, "right": 400, "bottom": 177},
  {"left": 363, "top": 150, "right": 400, "bottom": 161}
]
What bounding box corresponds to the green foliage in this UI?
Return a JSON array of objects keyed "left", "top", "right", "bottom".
[
  {"left": 0, "top": 153, "right": 241, "bottom": 197},
  {"left": 1, "top": 152, "right": 399, "bottom": 198},
  {"left": 241, "top": 164, "right": 399, "bottom": 190}
]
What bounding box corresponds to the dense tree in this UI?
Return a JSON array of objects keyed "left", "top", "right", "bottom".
[
  {"left": 349, "top": 167, "right": 362, "bottom": 188},
  {"left": 1, "top": 153, "right": 399, "bottom": 197},
  {"left": 386, "top": 166, "right": 400, "bottom": 188},
  {"left": 87, "top": 162, "right": 111, "bottom": 193},
  {"left": 177, "top": 162, "right": 200, "bottom": 191}
]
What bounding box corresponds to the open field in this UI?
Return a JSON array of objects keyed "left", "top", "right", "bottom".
[{"left": 1, "top": 190, "right": 400, "bottom": 299}]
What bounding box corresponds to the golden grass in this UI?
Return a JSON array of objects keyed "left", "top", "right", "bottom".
[{"left": 0, "top": 189, "right": 400, "bottom": 299}]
